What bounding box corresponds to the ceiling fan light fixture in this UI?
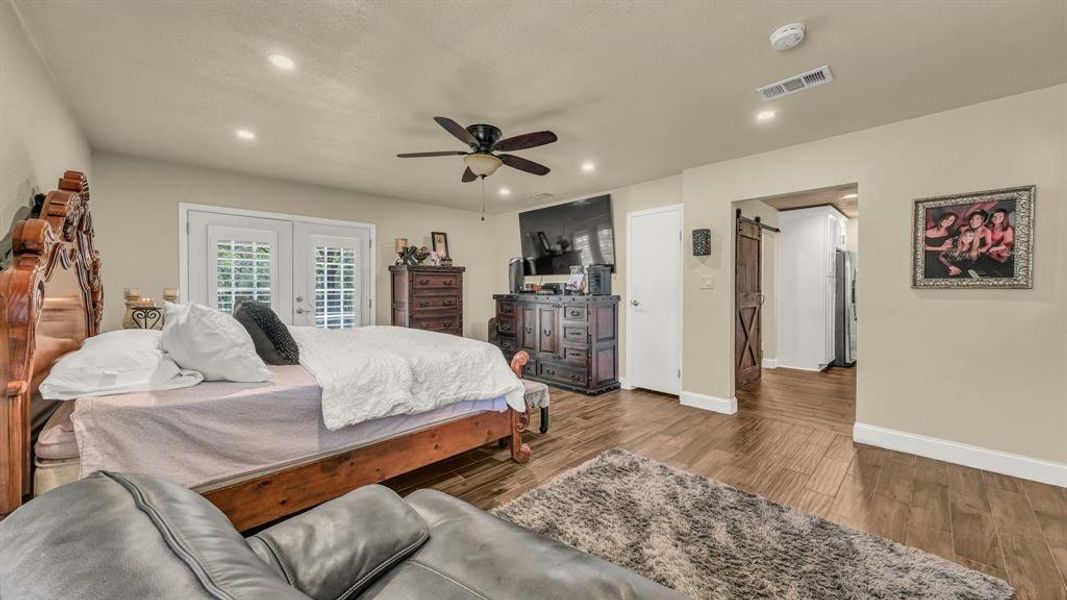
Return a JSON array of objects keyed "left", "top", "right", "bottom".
[{"left": 464, "top": 153, "right": 502, "bottom": 177}]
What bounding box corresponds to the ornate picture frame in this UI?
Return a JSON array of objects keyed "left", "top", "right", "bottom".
[{"left": 912, "top": 185, "right": 1034, "bottom": 289}]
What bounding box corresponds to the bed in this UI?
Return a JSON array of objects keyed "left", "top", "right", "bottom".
[{"left": 0, "top": 171, "right": 532, "bottom": 529}]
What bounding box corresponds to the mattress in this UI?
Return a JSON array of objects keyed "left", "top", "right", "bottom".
[{"left": 49, "top": 365, "right": 505, "bottom": 492}]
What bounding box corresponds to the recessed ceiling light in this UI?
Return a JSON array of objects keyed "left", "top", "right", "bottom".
[
  {"left": 756, "top": 110, "right": 777, "bottom": 122},
  {"left": 268, "top": 54, "right": 296, "bottom": 70},
  {"left": 235, "top": 128, "right": 256, "bottom": 141},
  {"left": 581, "top": 162, "right": 596, "bottom": 173},
  {"left": 841, "top": 193, "right": 858, "bottom": 199},
  {"left": 499, "top": 187, "right": 511, "bottom": 197}
]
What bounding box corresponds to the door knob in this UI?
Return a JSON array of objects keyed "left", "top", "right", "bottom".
[
  {"left": 296, "top": 295, "right": 304, "bottom": 303},
  {"left": 631, "top": 299, "right": 641, "bottom": 307},
  {"left": 296, "top": 307, "right": 306, "bottom": 315}
]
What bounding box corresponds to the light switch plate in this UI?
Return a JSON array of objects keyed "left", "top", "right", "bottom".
[{"left": 700, "top": 275, "right": 715, "bottom": 289}]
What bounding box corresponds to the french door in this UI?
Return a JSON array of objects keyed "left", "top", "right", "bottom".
[{"left": 183, "top": 206, "right": 374, "bottom": 327}]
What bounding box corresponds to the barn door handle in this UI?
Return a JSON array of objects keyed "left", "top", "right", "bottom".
[{"left": 759, "top": 294, "right": 766, "bottom": 306}]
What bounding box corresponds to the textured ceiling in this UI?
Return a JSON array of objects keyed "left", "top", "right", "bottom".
[
  {"left": 760, "top": 184, "right": 859, "bottom": 218},
  {"left": 12, "top": 1, "right": 1067, "bottom": 213}
]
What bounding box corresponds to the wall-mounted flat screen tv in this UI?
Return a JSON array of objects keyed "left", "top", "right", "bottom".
[{"left": 518, "top": 194, "right": 615, "bottom": 275}]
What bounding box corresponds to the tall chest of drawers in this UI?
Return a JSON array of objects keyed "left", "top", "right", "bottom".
[
  {"left": 390, "top": 265, "right": 464, "bottom": 336},
  {"left": 491, "top": 293, "right": 620, "bottom": 395}
]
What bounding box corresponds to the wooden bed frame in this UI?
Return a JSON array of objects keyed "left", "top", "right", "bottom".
[{"left": 0, "top": 171, "right": 531, "bottom": 529}]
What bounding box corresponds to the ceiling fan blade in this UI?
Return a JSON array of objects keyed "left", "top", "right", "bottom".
[
  {"left": 493, "top": 130, "right": 557, "bottom": 152},
  {"left": 434, "top": 116, "right": 477, "bottom": 147},
  {"left": 397, "top": 151, "right": 467, "bottom": 158},
  {"left": 461, "top": 167, "right": 478, "bottom": 182},
  {"left": 499, "top": 154, "right": 550, "bottom": 176}
]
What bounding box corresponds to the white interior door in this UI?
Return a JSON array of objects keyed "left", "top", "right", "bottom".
[
  {"left": 627, "top": 205, "right": 682, "bottom": 394},
  {"left": 293, "top": 222, "right": 373, "bottom": 328},
  {"left": 187, "top": 211, "right": 293, "bottom": 319}
]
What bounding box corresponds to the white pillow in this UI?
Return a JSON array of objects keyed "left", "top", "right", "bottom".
[
  {"left": 162, "top": 302, "right": 273, "bottom": 382},
  {"left": 40, "top": 329, "right": 204, "bottom": 400}
]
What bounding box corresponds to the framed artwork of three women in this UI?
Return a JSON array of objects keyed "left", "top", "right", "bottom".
[{"left": 913, "top": 185, "right": 1035, "bottom": 289}]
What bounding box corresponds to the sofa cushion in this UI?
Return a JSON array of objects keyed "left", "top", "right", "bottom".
[
  {"left": 0, "top": 471, "right": 307, "bottom": 600},
  {"left": 359, "top": 488, "right": 682, "bottom": 600},
  {"left": 248, "top": 485, "right": 429, "bottom": 600}
]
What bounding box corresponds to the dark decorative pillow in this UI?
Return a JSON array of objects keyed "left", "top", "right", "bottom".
[{"left": 232, "top": 301, "right": 299, "bottom": 365}]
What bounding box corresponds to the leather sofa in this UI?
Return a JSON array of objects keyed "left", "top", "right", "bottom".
[{"left": 0, "top": 471, "right": 680, "bottom": 599}]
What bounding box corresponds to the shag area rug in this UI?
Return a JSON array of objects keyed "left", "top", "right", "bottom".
[{"left": 492, "top": 448, "right": 1013, "bottom": 600}]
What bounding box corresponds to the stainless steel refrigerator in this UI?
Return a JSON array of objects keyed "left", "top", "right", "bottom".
[{"left": 832, "top": 249, "right": 857, "bottom": 367}]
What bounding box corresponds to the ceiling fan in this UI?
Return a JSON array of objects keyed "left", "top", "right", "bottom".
[{"left": 397, "top": 117, "right": 557, "bottom": 182}]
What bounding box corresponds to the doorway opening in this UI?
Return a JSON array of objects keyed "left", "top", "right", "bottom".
[{"left": 732, "top": 185, "right": 859, "bottom": 427}]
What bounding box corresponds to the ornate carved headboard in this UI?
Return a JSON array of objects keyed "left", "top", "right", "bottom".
[{"left": 0, "top": 171, "right": 102, "bottom": 514}]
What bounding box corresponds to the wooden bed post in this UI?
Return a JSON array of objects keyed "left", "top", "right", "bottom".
[
  {"left": 0, "top": 171, "right": 100, "bottom": 516},
  {"left": 507, "top": 351, "right": 532, "bottom": 463}
]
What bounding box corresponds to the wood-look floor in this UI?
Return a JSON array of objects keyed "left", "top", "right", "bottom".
[{"left": 386, "top": 367, "right": 1067, "bottom": 600}]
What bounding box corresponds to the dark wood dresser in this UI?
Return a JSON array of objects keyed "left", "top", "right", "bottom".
[
  {"left": 491, "top": 293, "right": 620, "bottom": 395},
  {"left": 390, "top": 265, "right": 464, "bottom": 336}
]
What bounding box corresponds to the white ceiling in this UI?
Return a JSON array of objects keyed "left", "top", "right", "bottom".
[
  {"left": 760, "top": 184, "right": 859, "bottom": 218},
  {"left": 13, "top": 1, "right": 1067, "bottom": 213}
]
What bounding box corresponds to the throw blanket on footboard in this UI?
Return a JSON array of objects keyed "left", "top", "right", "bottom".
[{"left": 289, "top": 326, "right": 525, "bottom": 431}]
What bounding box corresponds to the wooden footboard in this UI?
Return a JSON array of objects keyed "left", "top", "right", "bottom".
[{"left": 204, "top": 350, "right": 533, "bottom": 531}]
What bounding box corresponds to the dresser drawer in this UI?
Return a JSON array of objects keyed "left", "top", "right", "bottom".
[
  {"left": 411, "top": 315, "right": 460, "bottom": 332},
  {"left": 538, "top": 362, "right": 588, "bottom": 387},
  {"left": 496, "top": 335, "right": 517, "bottom": 354},
  {"left": 497, "top": 300, "right": 517, "bottom": 316},
  {"left": 411, "top": 273, "right": 460, "bottom": 291},
  {"left": 561, "top": 304, "right": 587, "bottom": 322},
  {"left": 411, "top": 294, "right": 460, "bottom": 311},
  {"left": 560, "top": 345, "right": 588, "bottom": 366},
  {"left": 561, "top": 324, "right": 588, "bottom": 344}
]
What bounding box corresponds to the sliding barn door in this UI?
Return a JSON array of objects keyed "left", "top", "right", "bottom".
[{"left": 735, "top": 212, "right": 763, "bottom": 390}]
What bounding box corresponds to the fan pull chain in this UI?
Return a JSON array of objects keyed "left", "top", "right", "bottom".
[{"left": 480, "top": 176, "right": 487, "bottom": 222}]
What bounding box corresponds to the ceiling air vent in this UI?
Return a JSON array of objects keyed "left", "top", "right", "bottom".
[{"left": 756, "top": 65, "right": 834, "bottom": 102}]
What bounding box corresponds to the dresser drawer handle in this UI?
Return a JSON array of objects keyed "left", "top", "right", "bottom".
[
  {"left": 443, "top": 299, "right": 454, "bottom": 306},
  {"left": 419, "top": 301, "right": 430, "bottom": 307},
  {"left": 418, "top": 279, "right": 430, "bottom": 285},
  {"left": 569, "top": 310, "right": 582, "bottom": 317},
  {"left": 420, "top": 323, "right": 430, "bottom": 329},
  {"left": 544, "top": 368, "right": 555, "bottom": 376},
  {"left": 444, "top": 320, "right": 452, "bottom": 327},
  {"left": 443, "top": 280, "right": 454, "bottom": 286},
  {"left": 542, "top": 329, "right": 552, "bottom": 337}
]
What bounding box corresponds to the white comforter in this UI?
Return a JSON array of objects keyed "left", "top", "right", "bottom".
[{"left": 289, "top": 326, "right": 526, "bottom": 431}]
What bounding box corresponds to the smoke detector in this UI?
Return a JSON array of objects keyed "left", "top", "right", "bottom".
[{"left": 770, "top": 23, "right": 806, "bottom": 51}]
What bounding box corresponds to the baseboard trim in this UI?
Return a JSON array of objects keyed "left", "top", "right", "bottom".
[
  {"left": 762, "top": 358, "right": 778, "bottom": 369},
  {"left": 619, "top": 377, "right": 635, "bottom": 391},
  {"left": 775, "top": 362, "right": 824, "bottom": 372},
  {"left": 680, "top": 391, "right": 737, "bottom": 415},
  {"left": 853, "top": 422, "right": 1067, "bottom": 488}
]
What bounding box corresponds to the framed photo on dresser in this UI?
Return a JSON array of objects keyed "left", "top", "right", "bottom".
[
  {"left": 431, "top": 231, "right": 450, "bottom": 259},
  {"left": 912, "top": 185, "right": 1034, "bottom": 289}
]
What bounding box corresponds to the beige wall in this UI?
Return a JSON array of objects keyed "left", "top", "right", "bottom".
[
  {"left": 486, "top": 175, "right": 683, "bottom": 379},
  {"left": 0, "top": 1, "right": 91, "bottom": 237},
  {"left": 734, "top": 199, "right": 780, "bottom": 361},
  {"left": 683, "top": 84, "right": 1066, "bottom": 463},
  {"left": 91, "top": 152, "right": 496, "bottom": 336}
]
